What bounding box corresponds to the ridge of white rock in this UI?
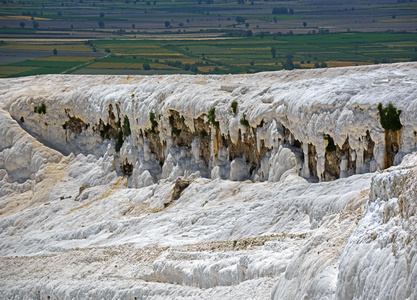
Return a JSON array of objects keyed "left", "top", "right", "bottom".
[
  {"left": 0, "top": 62, "right": 416, "bottom": 299},
  {"left": 1, "top": 62, "right": 416, "bottom": 186}
]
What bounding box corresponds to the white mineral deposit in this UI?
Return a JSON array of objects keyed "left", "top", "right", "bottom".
[{"left": 0, "top": 62, "right": 416, "bottom": 299}]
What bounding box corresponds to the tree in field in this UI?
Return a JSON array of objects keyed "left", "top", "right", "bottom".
[
  {"left": 303, "top": 22, "right": 307, "bottom": 28},
  {"left": 165, "top": 21, "right": 171, "bottom": 28},
  {"left": 100, "top": 12, "right": 105, "bottom": 18},
  {"left": 32, "top": 20, "right": 39, "bottom": 29},
  {"left": 53, "top": 48, "right": 58, "bottom": 56},
  {"left": 98, "top": 20, "right": 105, "bottom": 28},
  {"left": 282, "top": 57, "right": 294, "bottom": 70},
  {"left": 143, "top": 62, "right": 151, "bottom": 70},
  {"left": 245, "top": 22, "right": 249, "bottom": 28},
  {"left": 190, "top": 64, "right": 198, "bottom": 74},
  {"left": 235, "top": 16, "right": 245, "bottom": 24},
  {"left": 132, "top": 24, "right": 135, "bottom": 29},
  {"left": 20, "top": 21, "right": 25, "bottom": 28},
  {"left": 271, "top": 47, "right": 276, "bottom": 58}
]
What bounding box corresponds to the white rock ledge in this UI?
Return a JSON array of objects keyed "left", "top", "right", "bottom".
[{"left": 0, "top": 63, "right": 416, "bottom": 300}]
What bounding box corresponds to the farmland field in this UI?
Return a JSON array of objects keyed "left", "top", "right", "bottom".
[
  {"left": 0, "top": 66, "right": 37, "bottom": 77},
  {"left": 72, "top": 68, "right": 191, "bottom": 75},
  {"left": 36, "top": 56, "right": 95, "bottom": 62},
  {"left": 0, "top": 0, "right": 416, "bottom": 77},
  {"left": 1, "top": 44, "right": 91, "bottom": 52}
]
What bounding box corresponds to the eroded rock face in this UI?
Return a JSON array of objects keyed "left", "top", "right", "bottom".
[
  {"left": 384, "top": 128, "right": 401, "bottom": 169},
  {"left": 14, "top": 102, "right": 384, "bottom": 186},
  {"left": 62, "top": 115, "right": 89, "bottom": 136},
  {"left": 0, "top": 64, "right": 417, "bottom": 300},
  {"left": 1, "top": 63, "right": 417, "bottom": 187},
  {"left": 335, "top": 153, "right": 417, "bottom": 300}
]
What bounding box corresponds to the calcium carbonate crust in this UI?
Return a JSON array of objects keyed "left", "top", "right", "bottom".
[{"left": 0, "top": 62, "right": 416, "bottom": 300}]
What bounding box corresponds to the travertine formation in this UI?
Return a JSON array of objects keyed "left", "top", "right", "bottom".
[{"left": 0, "top": 63, "right": 416, "bottom": 299}]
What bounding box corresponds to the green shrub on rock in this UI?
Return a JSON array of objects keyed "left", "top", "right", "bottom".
[
  {"left": 34, "top": 103, "right": 46, "bottom": 114},
  {"left": 377, "top": 102, "right": 402, "bottom": 132}
]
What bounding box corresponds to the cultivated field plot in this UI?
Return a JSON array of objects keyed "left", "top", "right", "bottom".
[
  {"left": 1, "top": 44, "right": 91, "bottom": 52},
  {"left": 72, "top": 68, "right": 190, "bottom": 75},
  {"left": 1, "top": 31, "right": 416, "bottom": 77},
  {"left": 86, "top": 32, "right": 417, "bottom": 75},
  {"left": 0, "top": 0, "right": 416, "bottom": 77},
  {"left": 0, "top": 42, "right": 105, "bottom": 77},
  {"left": 0, "top": 66, "right": 36, "bottom": 77},
  {"left": 1, "top": 0, "right": 416, "bottom": 41},
  {"left": 36, "top": 56, "right": 95, "bottom": 62}
]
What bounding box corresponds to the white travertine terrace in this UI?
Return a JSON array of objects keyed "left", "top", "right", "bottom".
[{"left": 0, "top": 63, "right": 416, "bottom": 299}]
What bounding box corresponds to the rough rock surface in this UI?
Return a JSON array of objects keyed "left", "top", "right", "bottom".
[{"left": 0, "top": 63, "right": 416, "bottom": 299}]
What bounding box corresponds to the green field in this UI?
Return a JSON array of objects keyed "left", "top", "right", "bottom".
[
  {"left": 0, "top": 0, "right": 416, "bottom": 77},
  {"left": 0, "top": 31, "right": 416, "bottom": 77},
  {"left": 90, "top": 32, "right": 417, "bottom": 74}
]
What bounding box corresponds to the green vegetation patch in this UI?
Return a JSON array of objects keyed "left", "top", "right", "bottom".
[
  {"left": 323, "top": 134, "right": 336, "bottom": 152},
  {"left": 115, "top": 130, "right": 124, "bottom": 152},
  {"left": 240, "top": 113, "right": 249, "bottom": 127},
  {"left": 123, "top": 115, "right": 131, "bottom": 137},
  {"left": 377, "top": 102, "right": 403, "bottom": 131},
  {"left": 208, "top": 106, "right": 219, "bottom": 128},
  {"left": 12, "top": 67, "right": 68, "bottom": 77},
  {"left": 0, "top": 66, "right": 37, "bottom": 76},
  {"left": 34, "top": 103, "right": 46, "bottom": 114},
  {"left": 12, "top": 60, "right": 86, "bottom": 68},
  {"left": 231, "top": 100, "right": 238, "bottom": 115},
  {"left": 149, "top": 111, "right": 158, "bottom": 133},
  {"left": 2, "top": 32, "right": 417, "bottom": 77}
]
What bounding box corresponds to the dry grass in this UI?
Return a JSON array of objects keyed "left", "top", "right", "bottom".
[
  {"left": 1, "top": 44, "right": 90, "bottom": 51},
  {"left": 149, "top": 63, "right": 178, "bottom": 70},
  {"left": 230, "top": 47, "right": 271, "bottom": 51},
  {"left": 197, "top": 66, "right": 215, "bottom": 72},
  {"left": 387, "top": 44, "right": 417, "bottom": 48},
  {"left": 325, "top": 61, "right": 373, "bottom": 67},
  {"left": 35, "top": 56, "right": 95, "bottom": 62},
  {"left": 87, "top": 62, "right": 180, "bottom": 70},
  {"left": 114, "top": 52, "right": 182, "bottom": 56},
  {"left": 173, "top": 58, "right": 200, "bottom": 64},
  {"left": 86, "top": 62, "right": 135, "bottom": 69},
  {"left": 0, "top": 66, "right": 37, "bottom": 76},
  {"left": 380, "top": 18, "right": 417, "bottom": 23},
  {"left": 0, "top": 15, "right": 50, "bottom": 21}
]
